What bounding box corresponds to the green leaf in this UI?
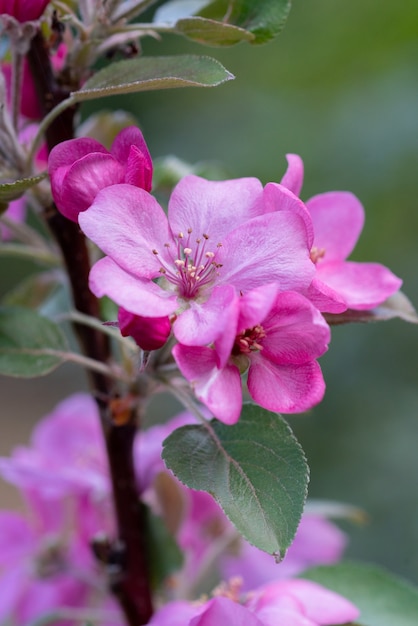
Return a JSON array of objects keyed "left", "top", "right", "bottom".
[
  {"left": 198, "top": 0, "right": 292, "bottom": 44},
  {"left": 176, "top": 17, "right": 254, "bottom": 46},
  {"left": 72, "top": 55, "right": 234, "bottom": 102},
  {"left": 162, "top": 403, "right": 308, "bottom": 557},
  {"left": 0, "top": 173, "right": 47, "bottom": 203},
  {"left": 143, "top": 502, "right": 184, "bottom": 589},
  {"left": 303, "top": 562, "right": 418, "bottom": 626},
  {"left": 2, "top": 271, "right": 62, "bottom": 309},
  {"left": 0, "top": 306, "right": 68, "bottom": 377},
  {"left": 324, "top": 291, "right": 418, "bottom": 325}
]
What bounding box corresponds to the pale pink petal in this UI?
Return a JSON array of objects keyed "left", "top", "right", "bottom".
[
  {"left": 256, "top": 605, "right": 315, "bottom": 626},
  {"left": 219, "top": 212, "right": 314, "bottom": 294},
  {"left": 304, "top": 277, "right": 348, "bottom": 313},
  {"left": 149, "top": 601, "right": 203, "bottom": 626},
  {"left": 263, "top": 182, "right": 314, "bottom": 247},
  {"left": 248, "top": 356, "right": 325, "bottom": 413},
  {"left": 317, "top": 260, "right": 402, "bottom": 310},
  {"left": 89, "top": 257, "right": 178, "bottom": 317},
  {"left": 168, "top": 175, "right": 264, "bottom": 243},
  {"left": 58, "top": 153, "right": 124, "bottom": 221},
  {"left": 261, "top": 292, "right": 330, "bottom": 364},
  {"left": 280, "top": 153, "right": 305, "bottom": 197},
  {"left": 237, "top": 284, "right": 280, "bottom": 333},
  {"left": 191, "top": 597, "right": 264, "bottom": 626},
  {"left": 79, "top": 185, "right": 171, "bottom": 279},
  {"left": 306, "top": 192, "right": 364, "bottom": 261},
  {"left": 173, "top": 284, "right": 239, "bottom": 368},
  {"left": 173, "top": 345, "right": 242, "bottom": 424},
  {"left": 271, "top": 579, "right": 360, "bottom": 625}
]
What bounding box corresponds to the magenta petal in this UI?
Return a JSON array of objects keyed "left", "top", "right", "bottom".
[
  {"left": 219, "top": 212, "right": 314, "bottom": 293},
  {"left": 248, "top": 356, "right": 325, "bottom": 413},
  {"left": 110, "top": 126, "right": 151, "bottom": 165},
  {"left": 118, "top": 308, "right": 171, "bottom": 351},
  {"left": 262, "top": 292, "right": 330, "bottom": 364},
  {"left": 280, "top": 153, "right": 305, "bottom": 197},
  {"left": 173, "top": 345, "right": 243, "bottom": 424},
  {"left": 275, "top": 579, "right": 360, "bottom": 625},
  {"left": 305, "top": 277, "right": 348, "bottom": 313},
  {"left": 125, "top": 145, "right": 153, "bottom": 191},
  {"left": 168, "top": 175, "right": 264, "bottom": 243},
  {"left": 263, "top": 183, "right": 314, "bottom": 247},
  {"left": 79, "top": 184, "right": 171, "bottom": 278},
  {"left": 89, "top": 257, "right": 178, "bottom": 317},
  {"left": 60, "top": 153, "right": 124, "bottom": 220},
  {"left": 173, "top": 284, "right": 239, "bottom": 368},
  {"left": 317, "top": 260, "right": 402, "bottom": 310},
  {"left": 191, "top": 597, "right": 263, "bottom": 626},
  {"left": 306, "top": 192, "right": 365, "bottom": 261}
]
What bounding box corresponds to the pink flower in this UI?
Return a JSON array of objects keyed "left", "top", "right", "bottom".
[
  {"left": 0, "top": 0, "right": 49, "bottom": 21},
  {"left": 118, "top": 307, "right": 171, "bottom": 351},
  {"left": 48, "top": 126, "right": 153, "bottom": 221},
  {"left": 79, "top": 176, "right": 315, "bottom": 356},
  {"left": 0, "top": 197, "right": 25, "bottom": 241},
  {"left": 173, "top": 286, "right": 330, "bottom": 424},
  {"left": 148, "top": 579, "right": 359, "bottom": 626},
  {"left": 273, "top": 154, "right": 402, "bottom": 311}
]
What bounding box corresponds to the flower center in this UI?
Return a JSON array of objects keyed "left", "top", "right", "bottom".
[
  {"left": 153, "top": 229, "right": 223, "bottom": 298},
  {"left": 310, "top": 246, "right": 326, "bottom": 264},
  {"left": 232, "top": 325, "right": 266, "bottom": 356}
]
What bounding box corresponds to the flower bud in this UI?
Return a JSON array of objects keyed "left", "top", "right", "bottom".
[{"left": 118, "top": 308, "right": 171, "bottom": 351}]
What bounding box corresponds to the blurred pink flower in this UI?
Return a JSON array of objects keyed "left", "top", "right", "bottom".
[
  {"left": 0, "top": 0, "right": 49, "bottom": 21},
  {"left": 79, "top": 176, "right": 314, "bottom": 360},
  {"left": 173, "top": 286, "right": 330, "bottom": 424},
  {"left": 273, "top": 154, "right": 402, "bottom": 311},
  {"left": 48, "top": 126, "right": 153, "bottom": 221}
]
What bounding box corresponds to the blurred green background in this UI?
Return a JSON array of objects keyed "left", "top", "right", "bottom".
[{"left": 1, "top": 0, "right": 418, "bottom": 585}]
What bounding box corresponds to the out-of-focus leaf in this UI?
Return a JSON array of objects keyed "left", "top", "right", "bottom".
[
  {"left": 304, "top": 499, "right": 368, "bottom": 525},
  {"left": 162, "top": 403, "right": 308, "bottom": 558},
  {"left": 2, "top": 271, "right": 63, "bottom": 309},
  {"left": 0, "top": 243, "right": 60, "bottom": 267},
  {"left": 76, "top": 110, "right": 140, "bottom": 149},
  {"left": 198, "top": 0, "right": 292, "bottom": 44},
  {"left": 71, "top": 55, "right": 234, "bottom": 101},
  {"left": 325, "top": 291, "right": 418, "bottom": 325},
  {"left": 304, "top": 562, "right": 418, "bottom": 626},
  {"left": 175, "top": 17, "right": 254, "bottom": 45},
  {"left": 143, "top": 502, "right": 184, "bottom": 589},
  {"left": 0, "top": 306, "right": 68, "bottom": 377},
  {"left": 0, "top": 173, "right": 47, "bottom": 203}
]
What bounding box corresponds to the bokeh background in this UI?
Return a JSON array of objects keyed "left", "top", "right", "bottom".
[{"left": 1, "top": 0, "right": 418, "bottom": 584}]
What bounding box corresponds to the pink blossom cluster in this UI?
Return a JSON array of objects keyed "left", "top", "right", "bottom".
[
  {"left": 48, "top": 128, "right": 402, "bottom": 424},
  {"left": 0, "top": 394, "right": 357, "bottom": 625}
]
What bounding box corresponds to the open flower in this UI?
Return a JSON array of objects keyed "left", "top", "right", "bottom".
[
  {"left": 79, "top": 175, "right": 315, "bottom": 354},
  {"left": 271, "top": 154, "right": 402, "bottom": 311},
  {"left": 48, "top": 126, "right": 153, "bottom": 221},
  {"left": 173, "top": 285, "right": 330, "bottom": 424}
]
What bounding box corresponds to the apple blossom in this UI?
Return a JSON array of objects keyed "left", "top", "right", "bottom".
[
  {"left": 79, "top": 175, "right": 315, "bottom": 357},
  {"left": 0, "top": 0, "right": 49, "bottom": 21},
  {"left": 48, "top": 125, "right": 153, "bottom": 221},
  {"left": 173, "top": 286, "right": 330, "bottom": 423},
  {"left": 272, "top": 153, "right": 402, "bottom": 311}
]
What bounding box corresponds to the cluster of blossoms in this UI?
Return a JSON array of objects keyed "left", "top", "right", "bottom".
[
  {"left": 0, "top": 393, "right": 357, "bottom": 625},
  {"left": 48, "top": 127, "right": 402, "bottom": 424}
]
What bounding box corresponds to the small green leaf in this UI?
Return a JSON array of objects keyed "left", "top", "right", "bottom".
[
  {"left": 198, "top": 0, "right": 292, "bottom": 44},
  {"left": 176, "top": 17, "right": 254, "bottom": 46},
  {"left": 0, "top": 306, "right": 68, "bottom": 377},
  {"left": 303, "top": 562, "right": 418, "bottom": 626},
  {"left": 162, "top": 403, "right": 309, "bottom": 557},
  {"left": 325, "top": 291, "right": 418, "bottom": 325},
  {"left": 0, "top": 173, "right": 47, "bottom": 203},
  {"left": 72, "top": 55, "right": 234, "bottom": 102},
  {"left": 143, "top": 503, "right": 184, "bottom": 589}
]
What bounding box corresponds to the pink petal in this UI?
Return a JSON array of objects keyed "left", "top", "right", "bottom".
[
  {"left": 280, "top": 153, "right": 305, "bottom": 197},
  {"left": 191, "top": 597, "right": 264, "bottom": 626},
  {"left": 79, "top": 185, "right": 171, "bottom": 279},
  {"left": 219, "top": 212, "right": 314, "bottom": 294},
  {"left": 173, "top": 345, "right": 243, "bottom": 424},
  {"left": 261, "top": 292, "right": 330, "bottom": 364},
  {"left": 58, "top": 153, "right": 124, "bottom": 221},
  {"left": 118, "top": 308, "right": 171, "bottom": 351},
  {"left": 125, "top": 145, "right": 153, "bottom": 191},
  {"left": 149, "top": 600, "right": 203, "bottom": 626},
  {"left": 263, "top": 183, "right": 314, "bottom": 247},
  {"left": 89, "top": 257, "right": 178, "bottom": 317},
  {"left": 110, "top": 126, "right": 151, "bottom": 166},
  {"left": 237, "top": 283, "right": 280, "bottom": 333},
  {"left": 248, "top": 356, "right": 326, "bottom": 414},
  {"left": 306, "top": 192, "right": 365, "bottom": 262},
  {"left": 168, "top": 175, "right": 264, "bottom": 244},
  {"left": 304, "top": 277, "right": 348, "bottom": 314},
  {"left": 317, "top": 260, "right": 402, "bottom": 310},
  {"left": 173, "top": 284, "right": 239, "bottom": 368},
  {"left": 0, "top": 513, "right": 34, "bottom": 564}
]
